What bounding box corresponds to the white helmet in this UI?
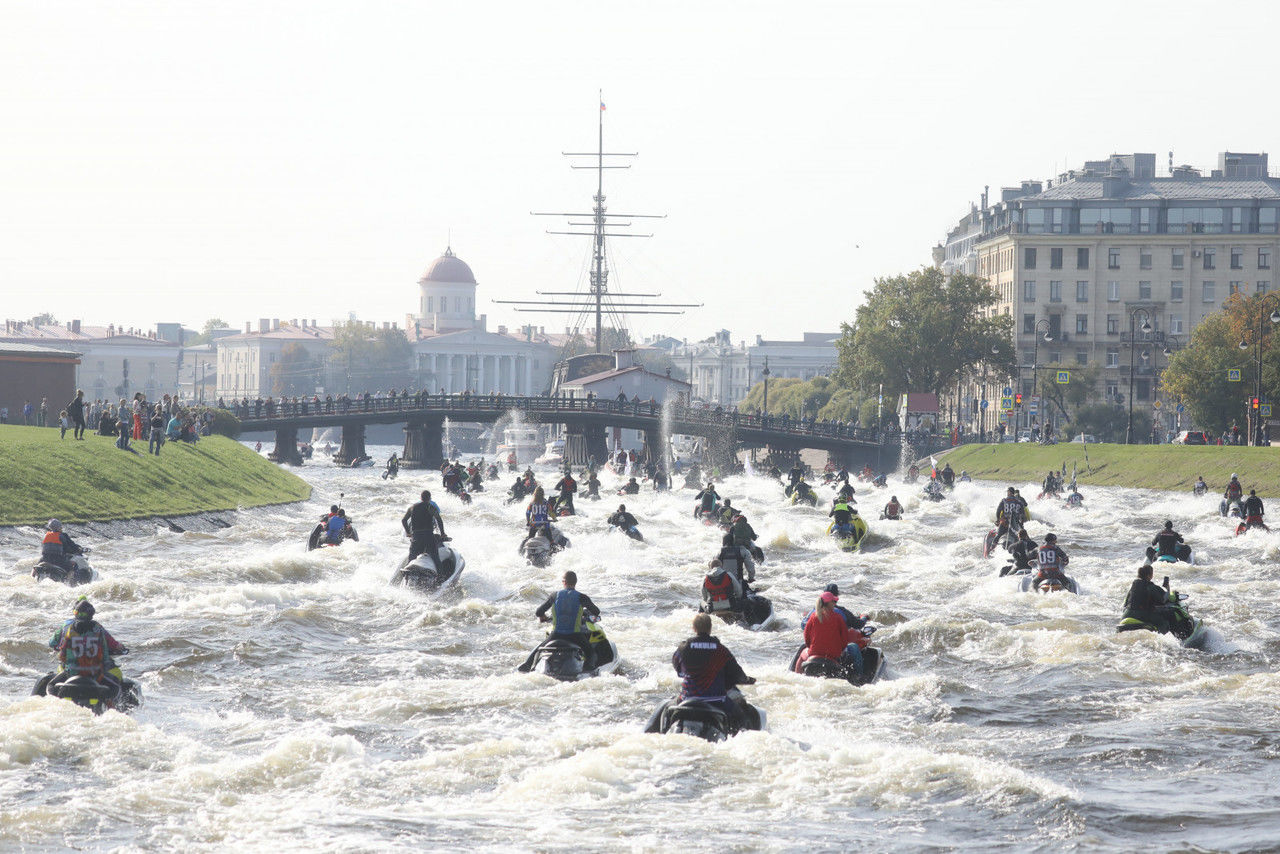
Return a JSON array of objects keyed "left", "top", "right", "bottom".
[{"left": 1232, "top": 473, "right": 1239, "bottom": 479}]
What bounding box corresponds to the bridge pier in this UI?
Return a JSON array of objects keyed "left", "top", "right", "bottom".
[
  {"left": 705, "top": 427, "right": 739, "bottom": 471},
  {"left": 642, "top": 430, "right": 666, "bottom": 470},
  {"left": 402, "top": 419, "right": 444, "bottom": 470},
  {"left": 564, "top": 425, "right": 609, "bottom": 468},
  {"left": 267, "top": 427, "right": 303, "bottom": 465},
  {"left": 334, "top": 424, "right": 367, "bottom": 466}
]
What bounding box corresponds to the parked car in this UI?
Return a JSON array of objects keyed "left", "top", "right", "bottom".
[
  {"left": 1174, "top": 430, "right": 1208, "bottom": 445},
  {"left": 1016, "top": 429, "right": 1033, "bottom": 443},
  {"left": 1071, "top": 433, "right": 1099, "bottom": 444}
]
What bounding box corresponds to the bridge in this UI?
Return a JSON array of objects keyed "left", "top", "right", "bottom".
[{"left": 229, "top": 394, "right": 893, "bottom": 469}]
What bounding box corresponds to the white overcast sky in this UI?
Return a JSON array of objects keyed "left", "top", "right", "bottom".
[{"left": 2, "top": 0, "right": 1277, "bottom": 343}]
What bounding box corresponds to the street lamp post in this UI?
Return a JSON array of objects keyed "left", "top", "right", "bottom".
[
  {"left": 1236, "top": 297, "right": 1280, "bottom": 445},
  {"left": 1029, "top": 320, "right": 1054, "bottom": 432},
  {"left": 1159, "top": 336, "right": 1184, "bottom": 440},
  {"left": 1125, "top": 308, "right": 1153, "bottom": 445},
  {"left": 761, "top": 357, "right": 770, "bottom": 416}
]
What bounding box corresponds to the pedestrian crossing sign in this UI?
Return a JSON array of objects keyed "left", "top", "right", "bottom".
[
  {"left": 1263, "top": 404, "right": 1273, "bottom": 418},
  {"left": 1228, "top": 369, "right": 1242, "bottom": 382},
  {"left": 1001, "top": 396, "right": 1013, "bottom": 410},
  {"left": 1056, "top": 370, "right": 1069, "bottom": 384}
]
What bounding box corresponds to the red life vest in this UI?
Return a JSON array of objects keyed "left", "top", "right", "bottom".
[
  {"left": 56, "top": 622, "right": 108, "bottom": 677},
  {"left": 702, "top": 572, "right": 735, "bottom": 611}
]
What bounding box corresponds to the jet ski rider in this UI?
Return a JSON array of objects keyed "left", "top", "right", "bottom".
[
  {"left": 1151, "top": 520, "right": 1185, "bottom": 560},
  {"left": 402, "top": 490, "right": 447, "bottom": 563},
  {"left": 670, "top": 612, "right": 756, "bottom": 730},
  {"left": 1033, "top": 532, "right": 1070, "bottom": 589},
  {"left": 800, "top": 583, "right": 868, "bottom": 674},
  {"left": 40, "top": 519, "right": 85, "bottom": 575},
  {"left": 1003, "top": 528, "right": 1039, "bottom": 575},
  {"left": 323, "top": 505, "right": 348, "bottom": 545},
  {"left": 530, "top": 570, "right": 601, "bottom": 671},
  {"left": 1122, "top": 563, "right": 1174, "bottom": 633},
  {"left": 48, "top": 597, "right": 127, "bottom": 701}
]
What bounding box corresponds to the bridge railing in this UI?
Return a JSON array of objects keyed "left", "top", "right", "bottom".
[{"left": 223, "top": 394, "right": 883, "bottom": 443}]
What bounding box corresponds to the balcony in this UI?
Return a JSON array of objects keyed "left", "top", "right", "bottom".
[{"left": 1120, "top": 330, "right": 1165, "bottom": 344}]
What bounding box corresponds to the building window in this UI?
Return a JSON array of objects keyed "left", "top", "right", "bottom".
[
  {"left": 1076, "top": 350, "right": 1088, "bottom": 365},
  {"left": 1136, "top": 380, "right": 1151, "bottom": 401},
  {"left": 1170, "top": 315, "right": 1184, "bottom": 334},
  {"left": 1139, "top": 281, "right": 1152, "bottom": 300},
  {"left": 1202, "top": 281, "right": 1216, "bottom": 302},
  {"left": 1171, "top": 281, "right": 1184, "bottom": 302},
  {"left": 1108, "top": 248, "right": 1121, "bottom": 269},
  {"left": 1106, "top": 382, "right": 1119, "bottom": 401},
  {"left": 1076, "top": 281, "right": 1089, "bottom": 302},
  {"left": 1050, "top": 247, "right": 1063, "bottom": 269},
  {"left": 1172, "top": 249, "right": 1184, "bottom": 269},
  {"left": 1023, "top": 280, "right": 1036, "bottom": 301},
  {"left": 1077, "top": 248, "right": 1090, "bottom": 269},
  {"left": 1257, "top": 280, "right": 1271, "bottom": 294},
  {"left": 1049, "top": 315, "right": 1062, "bottom": 339},
  {"left": 1204, "top": 248, "right": 1216, "bottom": 270},
  {"left": 1260, "top": 248, "right": 1271, "bottom": 269},
  {"left": 1108, "top": 281, "right": 1120, "bottom": 301},
  {"left": 1106, "top": 349, "right": 1119, "bottom": 368},
  {"left": 1231, "top": 248, "right": 1244, "bottom": 269},
  {"left": 1024, "top": 247, "right": 1037, "bottom": 269},
  {"left": 427, "top": 296, "right": 433, "bottom": 313},
  {"left": 1262, "top": 208, "right": 1280, "bottom": 233},
  {"left": 1023, "top": 313, "right": 1036, "bottom": 334},
  {"left": 1049, "top": 281, "right": 1062, "bottom": 302},
  {"left": 1107, "top": 314, "right": 1119, "bottom": 335},
  {"left": 1229, "top": 281, "right": 1243, "bottom": 296},
  {"left": 1076, "top": 314, "right": 1088, "bottom": 334}
]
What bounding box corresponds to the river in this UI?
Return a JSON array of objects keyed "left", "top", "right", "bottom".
[{"left": 3, "top": 444, "right": 1279, "bottom": 851}]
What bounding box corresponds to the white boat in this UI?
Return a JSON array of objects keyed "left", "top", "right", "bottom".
[
  {"left": 497, "top": 426, "right": 543, "bottom": 466},
  {"left": 536, "top": 437, "right": 566, "bottom": 466}
]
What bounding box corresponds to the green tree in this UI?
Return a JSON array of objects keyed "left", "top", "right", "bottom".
[
  {"left": 1161, "top": 303, "right": 1260, "bottom": 435},
  {"left": 188, "top": 318, "right": 230, "bottom": 346},
  {"left": 1069, "top": 403, "right": 1128, "bottom": 443},
  {"left": 329, "top": 321, "right": 414, "bottom": 392},
  {"left": 270, "top": 343, "right": 322, "bottom": 397},
  {"left": 1033, "top": 361, "right": 1104, "bottom": 421},
  {"left": 834, "top": 268, "right": 1013, "bottom": 402}
]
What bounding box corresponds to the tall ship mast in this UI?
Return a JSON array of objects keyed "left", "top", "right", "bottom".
[{"left": 495, "top": 92, "right": 698, "bottom": 352}]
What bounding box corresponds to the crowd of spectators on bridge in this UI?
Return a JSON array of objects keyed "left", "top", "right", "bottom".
[{"left": 217, "top": 388, "right": 882, "bottom": 442}]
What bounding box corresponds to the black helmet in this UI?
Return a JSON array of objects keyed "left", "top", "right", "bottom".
[
  {"left": 330, "top": 504, "right": 339, "bottom": 513},
  {"left": 73, "top": 597, "right": 94, "bottom": 618},
  {"left": 1164, "top": 520, "right": 1173, "bottom": 529},
  {"left": 618, "top": 504, "right": 626, "bottom": 511},
  {"left": 1044, "top": 533, "right": 1057, "bottom": 543},
  {"left": 823, "top": 583, "right": 840, "bottom": 596}
]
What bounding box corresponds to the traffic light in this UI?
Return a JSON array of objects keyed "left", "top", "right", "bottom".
[
  {"left": 1015, "top": 393, "right": 1023, "bottom": 406},
  {"left": 1252, "top": 397, "right": 1260, "bottom": 410}
]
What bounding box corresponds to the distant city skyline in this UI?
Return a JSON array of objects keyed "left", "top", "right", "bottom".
[{"left": 3, "top": 0, "right": 1278, "bottom": 342}]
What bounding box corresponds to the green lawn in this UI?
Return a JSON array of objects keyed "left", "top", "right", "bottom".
[
  {"left": 941, "top": 442, "right": 1280, "bottom": 493},
  {"left": 0, "top": 425, "right": 310, "bottom": 527}
]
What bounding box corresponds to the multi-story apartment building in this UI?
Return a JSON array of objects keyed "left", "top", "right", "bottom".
[
  {"left": 665, "top": 331, "right": 840, "bottom": 407},
  {"left": 941, "top": 151, "right": 1280, "bottom": 435}
]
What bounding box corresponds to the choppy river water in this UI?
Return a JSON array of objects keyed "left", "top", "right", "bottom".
[{"left": 4, "top": 444, "right": 1280, "bottom": 852}]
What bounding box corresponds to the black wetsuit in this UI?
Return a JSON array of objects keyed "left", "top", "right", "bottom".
[
  {"left": 1123, "top": 578, "right": 1173, "bottom": 633},
  {"left": 1244, "top": 495, "right": 1264, "bottom": 518},
  {"left": 1151, "top": 529, "right": 1183, "bottom": 558},
  {"left": 402, "top": 500, "right": 446, "bottom": 562},
  {"left": 608, "top": 511, "right": 639, "bottom": 530},
  {"left": 1009, "top": 537, "right": 1039, "bottom": 570}
]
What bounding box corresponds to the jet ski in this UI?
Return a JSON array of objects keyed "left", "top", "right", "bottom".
[
  {"left": 983, "top": 528, "right": 1009, "bottom": 558},
  {"left": 1145, "top": 545, "right": 1194, "bottom": 565},
  {"left": 519, "top": 621, "right": 619, "bottom": 681},
  {"left": 32, "top": 552, "right": 98, "bottom": 587},
  {"left": 549, "top": 494, "right": 576, "bottom": 517},
  {"left": 611, "top": 522, "right": 643, "bottom": 542},
  {"left": 1116, "top": 578, "right": 1208, "bottom": 649},
  {"left": 391, "top": 540, "right": 464, "bottom": 593},
  {"left": 787, "top": 625, "right": 885, "bottom": 685},
  {"left": 1220, "top": 498, "right": 1245, "bottom": 518},
  {"left": 789, "top": 488, "right": 819, "bottom": 507},
  {"left": 827, "top": 519, "right": 869, "bottom": 552},
  {"left": 33, "top": 659, "right": 142, "bottom": 716},
  {"left": 1235, "top": 515, "right": 1270, "bottom": 536},
  {"left": 1016, "top": 571, "right": 1080, "bottom": 594},
  {"left": 643, "top": 688, "right": 765, "bottom": 742},
  {"left": 519, "top": 526, "right": 570, "bottom": 567},
  {"left": 695, "top": 507, "right": 720, "bottom": 526},
  {"left": 307, "top": 517, "right": 358, "bottom": 550}
]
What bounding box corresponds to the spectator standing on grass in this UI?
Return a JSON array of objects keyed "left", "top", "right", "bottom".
[
  {"left": 22, "top": 400, "right": 33, "bottom": 425},
  {"left": 116, "top": 411, "right": 131, "bottom": 450},
  {"left": 148, "top": 405, "right": 165, "bottom": 456},
  {"left": 67, "top": 390, "right": 86, "bottom": 440},
  {"left": 39, "top": 397, "right": 48, "bottom": 427},
  {"left": 58, "top": 410, "right": 70, "bottom": 439}
]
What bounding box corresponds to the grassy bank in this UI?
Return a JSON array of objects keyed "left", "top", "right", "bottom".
[
  {"left": 940, "top": 442, "right": 1280, "bottom": 493},
  {"left": 0, "top": 425, "right": 310, "bottom": 527}
]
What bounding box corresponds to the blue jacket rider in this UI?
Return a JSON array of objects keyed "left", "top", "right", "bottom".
[{"left": 525, "top": 570, "right": 600, "bottom": 671}]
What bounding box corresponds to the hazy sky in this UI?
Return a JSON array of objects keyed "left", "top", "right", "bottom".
[{"left": 3, "top": 0, "right": 1278, "bottom": 344}]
